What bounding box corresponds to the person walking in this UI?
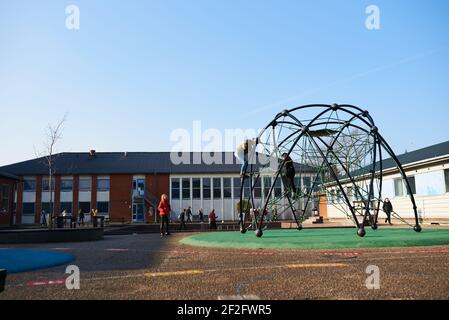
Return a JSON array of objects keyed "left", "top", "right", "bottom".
[
  {"left": 186, "top": 206, "right": 193, "bottom": 223},
  {"left": 383, "top": 198, "right": 393, "bottom": 225},
  {"left": 78, "top": 209, "right": 85, "bottom": 226},
  {"left": 41, "top": 209, "right": 47, "bottom": 227},
  {"left": 179, "top": 208, "right": 187, "bottom": 230},
  {"left": 158, "top": 194, "right": 171, "bottom": 237},
  {"left": 209, "top": 209, "right": 217, "bottom": 230},
  {"left": 198, "top": 208, "right": 204, "bottom": 222}
]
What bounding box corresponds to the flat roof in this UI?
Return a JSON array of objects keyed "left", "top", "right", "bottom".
[
  {"left": 0, "top": 152, "right": 316, "bottom": 176},
  {"left": 0, "top": 140, "right": 448, "bottom": 177}
]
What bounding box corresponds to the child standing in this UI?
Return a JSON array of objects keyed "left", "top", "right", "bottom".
[{"left": 158, "top": 194, "right": 171, "bottom": 237}]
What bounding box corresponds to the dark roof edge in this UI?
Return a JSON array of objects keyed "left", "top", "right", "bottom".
[{"left": 0, "top": 171, "right": 21, "bottom": 180}]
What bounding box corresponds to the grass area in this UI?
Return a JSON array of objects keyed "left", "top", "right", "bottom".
[{"left": 180, "top": 228, "right": 449, "bottom": 250}]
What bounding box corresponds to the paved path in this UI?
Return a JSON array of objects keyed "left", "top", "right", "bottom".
[{"left": 1, "top": 233, "right": 449, "bottom": 300}]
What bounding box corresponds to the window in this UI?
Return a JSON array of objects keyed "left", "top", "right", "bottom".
[
  {"left": 274, "top": 178, "right": 282, "bottom": 197},
  {"left": 182, "top": 178, "right": 191, "bottom": 200},
  {"left": 1, "top": 185, "right": 10, "bottom": 213},
  {"left": 243, "top": 178, "right": 251, "bottom": 199},
  {"left": 192, "top": 178, "right": 201, "bottom": 199},
  {"left": 41, "top": 202, "right": 54, "bottom": 215},
  {"left": 406, "top": 176, "right": 416, "bottom": 195},
  {"left": 303, "top": 176, "right": 311, "bottom": 194},
  {"left": 61, "top": 179, "right": 73, "bottom": 192},
  {"left": 347, "top": 186, "right": 353, "bottom": 201},
  {"left": 97, "top": 178, "right": 110, "bottom": 191},
  {"left": 254, "top": 179, "right": 262, "bottom": 199},
  {"left": 23, "top": 178, "right": 36, "bottom": 191},
  {"left": 133, "top": 179, "right": 145, "bottom": 192},
  {"left": 294, "top": 177, "right": 302, "bottom": 192},
  {"left": 22, "top": 202, "right": 35, "bottom": 215},
  {"left": 79, "top": 177, "right": 91, "bottom": 191},
  {"left": 303, "top": 176, "right": 311, "bottom": 188},
  {"left": 233, "top": 178, "right": 241, "bottom": 200},
  {"left": 223, "top": 178, "right": 232, "bottom": 199},
  {"left": 336, "top": 189, "right": 343, "bottom": 203},
  {"left": 171, "top": 179, "right": 180, "bottom": 200},
  {"left": 263, "top": 177, "right": 272, "bottom": 198},
  {"left": 394, "top": 178, "right": 404, "bottom": 197},
  {"left": 78, "top": 202, "right": 91, "bottom": 214},
  {"left": 96, "top": 202, "right": 109, "bottom": 214},
  {"left": 60, "top": 202, "right": 72, "bottom": 214},
  {"left": 445, "top": 169, "right": 449, "bottom": 193},
  {"left": 42, "top": 177, "right": 55, "bottom": 191},
  {"left": 328, "top": 189, "right": 336, "bottom": 204},
  {"left": 203, "top": 178, "right": 211, "bottom": 200},
  {"left": 213, "top": 178, "right": 221, "bottom": 199}
]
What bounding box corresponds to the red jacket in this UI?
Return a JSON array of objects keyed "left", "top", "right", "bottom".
[
  {"left": 158, "top": 201, "right": 171, "bottom": 217},
  {"left": 209, "top": 211, "right": 216, "bottom": 222}
]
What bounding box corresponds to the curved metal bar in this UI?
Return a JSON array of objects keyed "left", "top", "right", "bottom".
[
  {"left": 361, "top": 131, "right": 378, "bottom": 231},
  {"left": 376, "top": 133, "right": 421, "bottom": 230}
]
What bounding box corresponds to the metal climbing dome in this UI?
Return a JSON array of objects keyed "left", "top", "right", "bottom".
[{"left": 238, "top": 104, "right": 422, "bottom": 238}]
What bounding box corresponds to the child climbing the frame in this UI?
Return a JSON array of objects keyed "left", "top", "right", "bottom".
[
  {"left": 235, "top": 138, "right": 257, "bottom": 178},
  {"left": 281, "top": 152, "right": 297, "bottom": 195}
]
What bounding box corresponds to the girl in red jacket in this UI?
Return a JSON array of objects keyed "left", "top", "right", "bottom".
[{"left": 158, "top": 194, "right": 171, "bottom": 237}]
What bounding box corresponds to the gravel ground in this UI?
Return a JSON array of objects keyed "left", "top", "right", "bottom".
[{"left": 1, "top": 232, "right": 449, "bottom": 300}]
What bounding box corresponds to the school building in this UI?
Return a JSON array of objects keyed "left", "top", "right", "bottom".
[
  {"left": 0, "top": 140, "right": 448, "bottom": 227},
  {"left": 324, "top": 140, "right": 449, "bottom": 220}
]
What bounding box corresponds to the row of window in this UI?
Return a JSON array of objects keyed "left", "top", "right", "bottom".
[
  {"left": 171, "top": 176, "right": 314, "bottom": 201},
  {"left": 22, "top": 201, "right": 109, "bottom": 215},
  {"left": 0, "top": 185, "right": 10, "bottom": 213},
  {"left": 23, "top": 177, "right": 110, "bottom": 192},
  {"left": 328, "top": 171, "right": 449, "bottom": 204}
]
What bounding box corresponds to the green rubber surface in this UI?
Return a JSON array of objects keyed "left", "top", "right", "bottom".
[{"left": 180, "top": 228, "right": 449, "bottom": 250}]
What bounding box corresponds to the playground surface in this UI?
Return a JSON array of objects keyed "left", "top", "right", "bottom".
[
  {"left": 180, "top": 228, "right": 449, "bottom": 250},
  {"left": 1, "top": 227, "right": 449, "bottom": 300}
]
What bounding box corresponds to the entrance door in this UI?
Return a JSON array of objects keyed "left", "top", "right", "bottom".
[
  {"left": 132, "top": 177, "right": 146, "bottom": 223},
  {"left": 132, "top": 202, "right": 145, "bottom": 223}
]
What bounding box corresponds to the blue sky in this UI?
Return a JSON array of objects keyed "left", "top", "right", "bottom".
[{"left": 1, "top": 0, "right": 448, "bottom": 166}]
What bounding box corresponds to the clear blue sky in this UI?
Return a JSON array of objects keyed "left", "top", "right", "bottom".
[{"left": 1, "top": 0, "right": 448, "bottom": 166}]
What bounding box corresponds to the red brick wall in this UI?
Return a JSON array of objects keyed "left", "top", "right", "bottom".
[
  {"left": 34, "top": 176, "right": 42, "bottom": 224},
  {"left": 110, "top": 175, "right": 132, "bottom": 223},
  {"left": 146, "top": 173, "right": 170, "bottom": 222},
  {"left": 0, "top": 177, "right": 17, "bottom": 226},
  {"left": 15, "top": 180, "right": 23, "bottom": 224}
]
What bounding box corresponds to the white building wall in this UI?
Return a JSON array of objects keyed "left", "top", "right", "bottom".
[
  {"left": 79, "top": 191, "right": 91, "bottom": 202},
  {"left": 326, "top": 162, "right": 449, "bottom": 220},
  {"left": 169, "top": 173, "right": 314, "bottom": 221},
  {"left": 22, "top": 192, "right": 36, "bottom": 203}
]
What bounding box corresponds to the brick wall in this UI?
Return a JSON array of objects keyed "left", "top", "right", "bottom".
[
  {"left": 110, "top": 175, "right": 132, "bottom": 223},
  {"left": 0, "top": 177, "right": 17, "bottom": 226}
]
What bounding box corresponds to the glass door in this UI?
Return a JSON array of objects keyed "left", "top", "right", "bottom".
[
  {"left": 132, "top": 177, "right": 146, "bottom": 223},
  {"left": 132, "top": 202, "right": 145, "bottom": 223}
]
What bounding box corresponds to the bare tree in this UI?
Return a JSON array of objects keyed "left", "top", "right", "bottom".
[{"left": 35, "top": 114, "right": 68, "bottom": 228}]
